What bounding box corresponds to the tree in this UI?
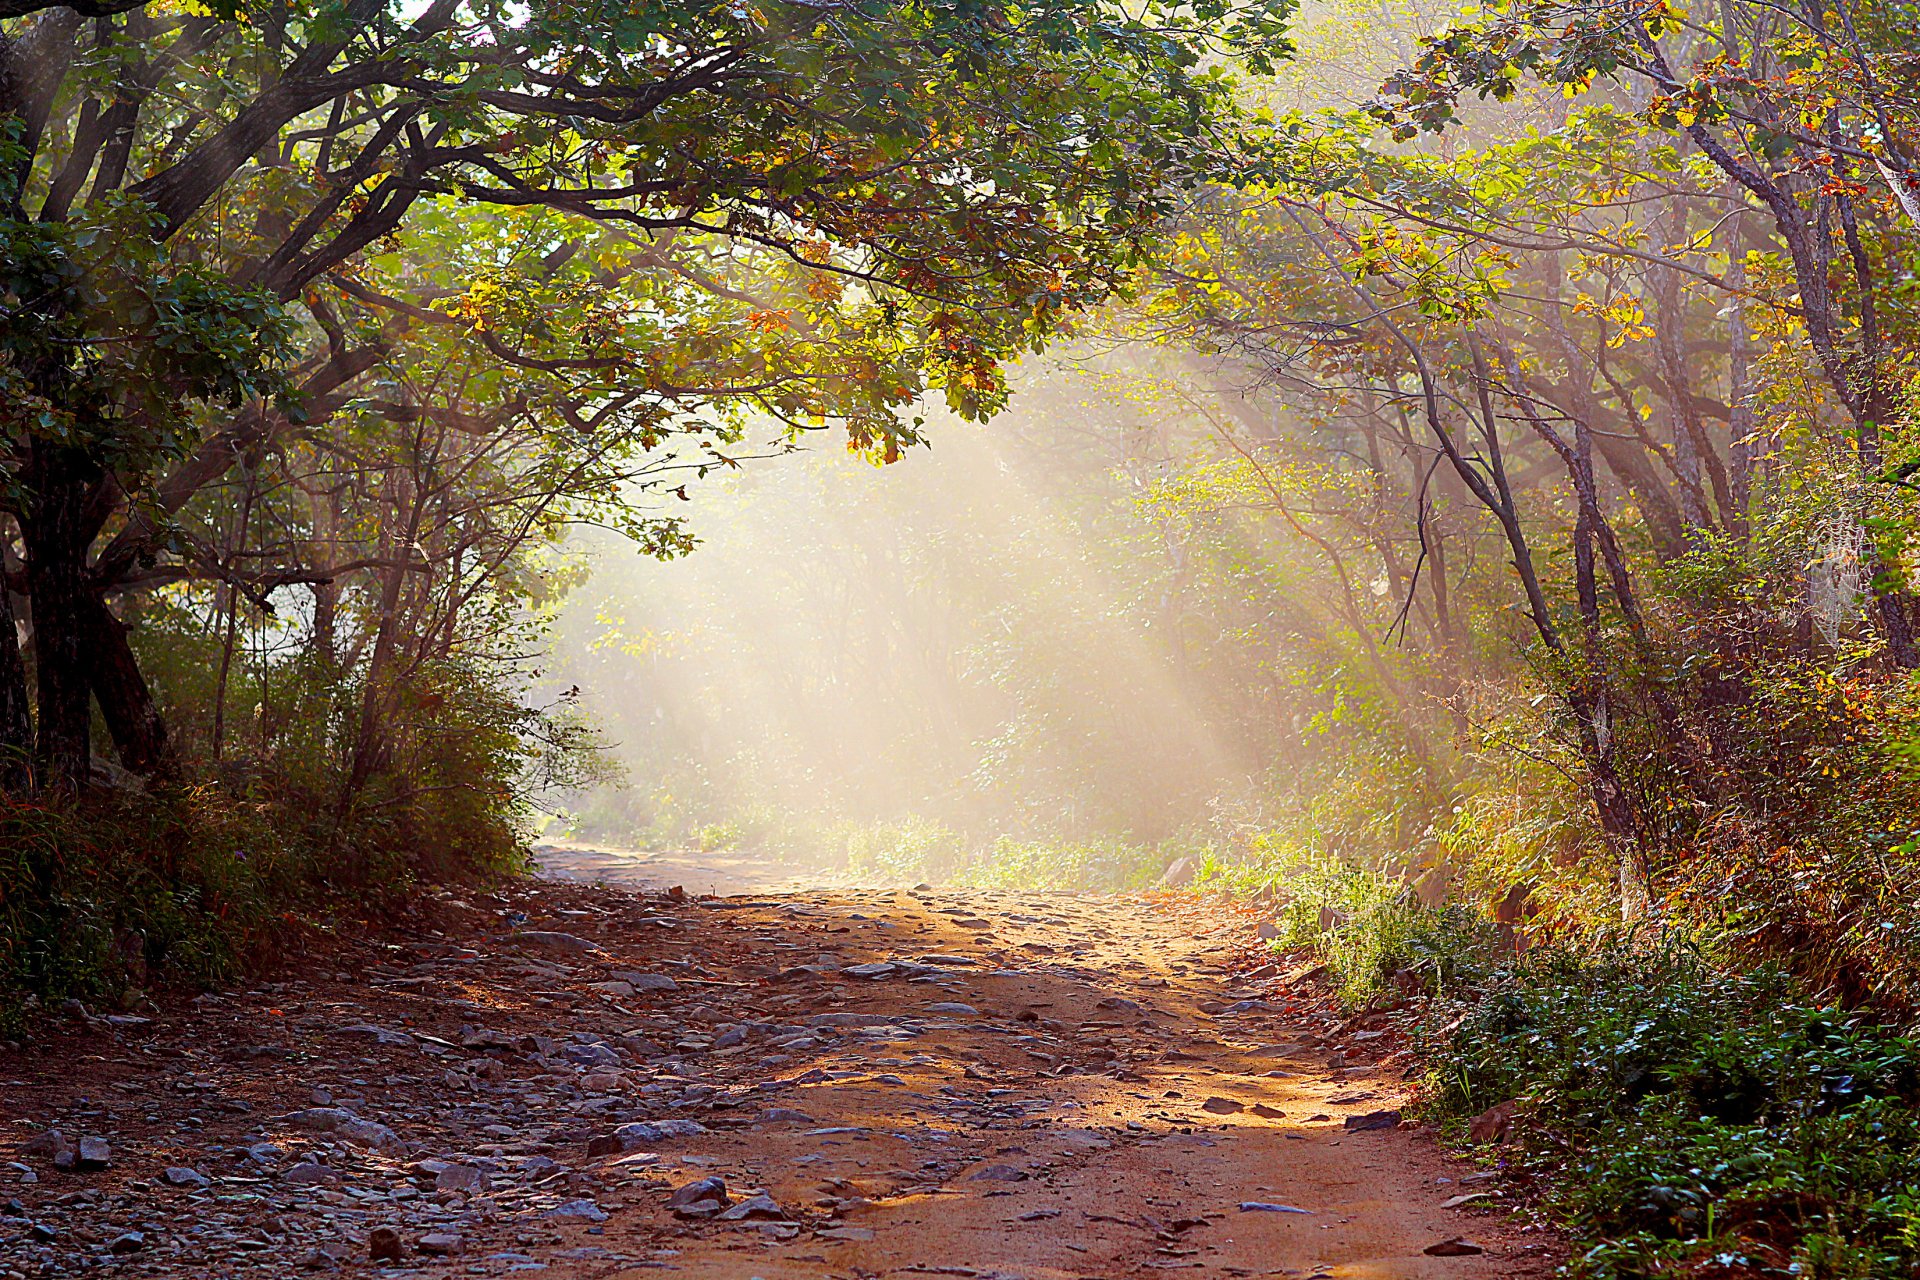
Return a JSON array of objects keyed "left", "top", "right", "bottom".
[{"left": 0, "top": 0, "right": 1292, "bottom": 790}]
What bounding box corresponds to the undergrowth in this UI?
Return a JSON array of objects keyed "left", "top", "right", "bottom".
[
  {"left": 0, "top": 783, "right": 526, "bottom": 1035},
  {"left": 1421, "top": 941, "right": 1920, "bottom": 1279},
  {"left": 1267, "top": 856, "right": 1920, "bottom": 1279}
]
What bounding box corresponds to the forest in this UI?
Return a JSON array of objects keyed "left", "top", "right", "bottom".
[{"left": 4, "top": 0, "right": 1920, "bottom": 1275}]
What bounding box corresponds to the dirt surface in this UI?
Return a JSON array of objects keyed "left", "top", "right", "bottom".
[
  {"left": 531, "top": 842, "right": 814, "bottom": 896},
  {"left": 1, "top": 876, "right": 1559, "bottom": 1279}
]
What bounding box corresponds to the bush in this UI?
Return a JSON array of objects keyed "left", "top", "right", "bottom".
[{"left": 1421, "top": 938, "right": 1920, "bottom": 1280}]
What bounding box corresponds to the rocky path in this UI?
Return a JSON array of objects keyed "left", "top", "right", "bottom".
[{"left": 0, "top": 878, "right": 1558, "bottom": 1279}]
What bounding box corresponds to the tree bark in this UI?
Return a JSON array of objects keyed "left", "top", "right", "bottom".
[
  {"left": 0, "top": 571, "right": 32, "bottom": 790},
  {"left": 22, "top": 445, "right": 99, "bottom": 792},
  {"left": 79, "top": 592, "right": 176, "bottom": 780}
]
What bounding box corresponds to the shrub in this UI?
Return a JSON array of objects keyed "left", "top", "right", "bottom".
[{"left": 1420, "top": 938, "right": 1920, "bottom": 1280}]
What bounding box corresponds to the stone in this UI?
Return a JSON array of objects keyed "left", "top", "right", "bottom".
[
  {"left": 546, "top": 1198, "right": 608, "bottom": 1222},
  {"left": 970, "top": 1164, "right": 1029, "bottom": 1181},
  {"left": 284, "top": 1163, "right": 342, "bottom": 1187},
  {"left": 1239, "top": 1202, "right": 1311, "bottom": 1214},
  {"left": 563, "top": 1041, "right": 620, "bottom": 1068},
  {"left": 841, "top": 963, "right": 897, "bottom": 979},
  {"left": 435, "top": 1164, "right": 490, "bottom": 1195},
  {"left": 609, "top": 1119, "right": 706, "bottom": 1151},
  {"left": 807, "top": 1012, "right": 895, "bottom": 1028},
  {"left": 1468, "top": 1099, "right": 1517, "bottom": 1144},
  {"left": 417, "top": 1231, "right": 465, "bottom": 1256},
  {"left": 588, "top": 981, "right": 635, "bottom": 997},
  {"left": 1158, "top": 857, "right": 1196, "bottom": 887},
  {"left": 514, "top": 931, "right": 602, "bottom": 954},
  {"left": 668, "top": 1175, "right": 729, "bottom": 1217},
  {"left": 1255, "top": 920, "right": 1282, "bottom": 940},
  {"left": 1440, "top": 1193, "right": 1492, "bottom": 1209},
  {"left": 609, "top": 971, "right": 679, "bottom": 992},
  {"left": 368, "top": 1225, "right": 405, "bottom": 1262},
  {"left": 163, "top": 1166, "right": 209, "bottom": 1188},
  {"left": 287, "top": 1107, "right": 403, "bottom": 1150},
  {"left": 716, "top": 1193, "right": 786, "bottom": 1222},
  {"left": 753, "top": 1108, "right": 816, "bottom": 1126},
  {"left": 107, "top": 1231, "right": 145, "bottom": 1254},
  {"left": 1344, "top": 1109, "right": 1402, "bottom": 1132},
  {"left": 1200, "top": 1096, "right": 1243, "bottom": 1115},
  {"left": 925, "top": 1003, "right": 979, "bottom": 1016},
  {"left": 338, "top": 1024, "right": 417, "bottom": 1047},
  {"left": 74, "top": 1137, "right": 110, "bottom": 1170},
  {"left": 817, "top": 1226, "right": 875, "bottom": 1242},
  {"left": 1424, "top": 1238, "right": 1486, "bottom": 1256}
]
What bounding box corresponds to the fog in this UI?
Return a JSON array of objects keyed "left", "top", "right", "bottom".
[{"left": 542, "top": 352, "right": 1295, "bottom": 867}]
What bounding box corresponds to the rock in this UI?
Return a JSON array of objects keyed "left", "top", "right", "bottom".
[
  {"left": 1250, "top": 1103, "right": 1287, "bottom": 1119},
  {"left": 514, "top": 930, "right": 602, "bottom": 954},
  {"left": 1425, "top": 1238, "right": 1486, "bottom": 1256},
  {"left": 841, "top": 962, "right": 898, "bottom": 979},
  {"left": 1440, "top": 1192, "right": 1492, "bottom": 1209},
  {"left": 1468, "top": 1099, "right": 1518, "bottom": 1144},
  {"left": 1239, "top": 1202, "right": 1311, "bottom": 1214},
  {"left": 546, "top": 1198, "right": 608, "bottom": 1222},
  {"left": 417, "top": 1231, "right": 465, "bottom": 1256},
  {"left": 23, "top": 1129, "right": 68, "bottom": 1158},
  {"left": 107, "top": 1231, "right": 145, "bottom": 1254},
  {"left": 563, "top": 1041, "right": 620, "bottom": 1068},
  {"left": 668, "top": 1175, "right": 729, "bottom": 1218},
  {"left": 807, "top": 1012, "right": 895, "bottom": 1028},
  {"left": 817, "top": 1226, "right": 876, "bottom": 1242},
  {"left": 163, "top": 1166, "right": 210, "bottom": 1188},
  {"left": 288, "top": 1108, "right": 403, "bottom": 1150},
  {"left": 368, "top": 1225, "right": 405, "bottom": 1262},
  {"left": 435, "top": 1164, "right": 490, "bottom": 1195},
  {"left": 74, "top": 1137, "right": 110, "bottom": 1170},
  {"left": 1200, "top": 1096, "right": 1243, "bottom": 1115},
  {"left": 1158, "top": 857, "right": 1197, "bottom": 887},
  {"left": 609, "top": 971, "right": 679, "bottom": 992},
  {"left": 970, "top": 1164, "right": 1029, "bottom": 1181},
  {"left": 918, "top": 954, "right": 976, "bottom": 966},
  {"left": 1344, "top": 1109, "right": 1402, "bottom": 1132},
  {"left": 716, "top": 1193, "right": 787, "bottom": 1222},
  {"left": 925, "top": 1002, "right": 979, "bottom": 1016},
  {"left": 608, "top": 1118, "right": 706, "bottom": 1152},
  {"left": 1255, "top": 920, "right": 1282, "bottom": 940},
  {"left": 756, "top": 1108, "right": 816, "bottom": 1126},
  {"left": 338, "top": 1024, "right": 417, "bottom": 1047},
  {"left": 284, "top": 1162, "right": 342, "bottom": 1187},
  {"left": 589, "top": 981, "right": 635, "bottom": 997}
]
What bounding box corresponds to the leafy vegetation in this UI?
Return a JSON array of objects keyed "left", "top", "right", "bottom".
[{"left": 1424, "top": 941, "right": 1920, "bottom": 1279}]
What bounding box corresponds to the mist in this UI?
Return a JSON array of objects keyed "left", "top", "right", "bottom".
[{"left": 542, "top": 351, "right": 1293, "bottom": 877}]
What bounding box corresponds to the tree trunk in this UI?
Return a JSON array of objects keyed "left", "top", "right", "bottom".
[
  {"left": 80, "top": 592, "right": 176, "bottom": 780},
  {"left": 22, "top": 444, "right": 98, "bottom": 792},
  {"left": 0, "top": 573, "right": 31, "bottom": 790}
]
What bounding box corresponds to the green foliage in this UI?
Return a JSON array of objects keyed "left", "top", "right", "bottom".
[
  {"left": 953, "top": 833, "right": 1167, "bottom": 893},
  {"left": 1423, "top": 941, "right": 1920, "bottom": 1279},
  {"left": 1219, "top": 846, "right": 1501, "bottom": 1004}
]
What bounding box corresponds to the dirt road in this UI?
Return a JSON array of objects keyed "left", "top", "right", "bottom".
[{"left": 0, "top": 874, "right": 1556, "bottom": 1278}]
